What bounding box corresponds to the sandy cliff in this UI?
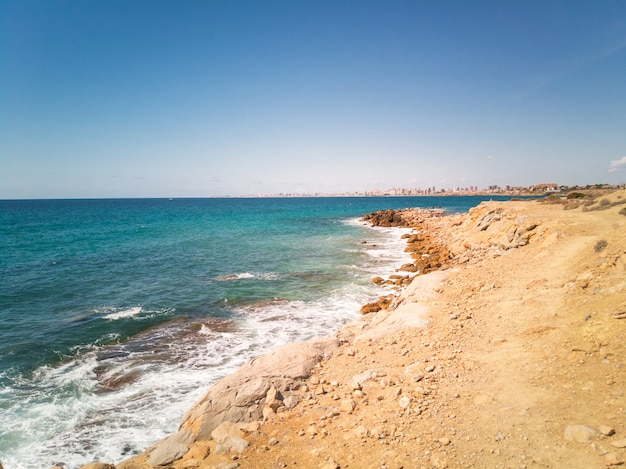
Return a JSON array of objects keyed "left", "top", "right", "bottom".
[{"left": 108, "top": 191, "right": 626, "bottom": 469}]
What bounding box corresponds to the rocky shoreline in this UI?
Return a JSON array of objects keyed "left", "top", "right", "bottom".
[{"left": 66, "top": 191, "right": 626, "bottom": 469}]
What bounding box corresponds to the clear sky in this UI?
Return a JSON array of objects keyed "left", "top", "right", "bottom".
[{"left": 1, "top": 0, "right": 625, "bottom": 198}]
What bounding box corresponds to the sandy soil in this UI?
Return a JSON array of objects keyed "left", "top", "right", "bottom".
[{"left": 125, "top": 191, "right": 626, "bottom": 469}]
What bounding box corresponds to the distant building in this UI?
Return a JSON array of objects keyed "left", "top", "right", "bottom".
[{"left": 531, "top": 183, "right": 559, "bottom": 192}]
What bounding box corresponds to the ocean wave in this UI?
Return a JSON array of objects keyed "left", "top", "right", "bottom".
[
  {"left": 209, "top": 271, "right": 279, "bottom": 281},
  {"left": 103, "top": 306, "right": 143, "bottom": 320}
]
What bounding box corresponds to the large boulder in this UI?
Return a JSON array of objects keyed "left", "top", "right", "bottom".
[{"left": 179, "top": 337, "right": 338, "bottom": 441}]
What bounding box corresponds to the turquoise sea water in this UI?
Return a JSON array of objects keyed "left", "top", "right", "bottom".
[{"left": 0, "top": 196, "right": 517, "bottom": 468}]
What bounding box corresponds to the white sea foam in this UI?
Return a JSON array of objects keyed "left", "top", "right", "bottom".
[{"left": 103, "top": 306, "right": 143, "bottom": 320}]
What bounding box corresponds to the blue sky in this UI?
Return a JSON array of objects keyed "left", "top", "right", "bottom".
[{"left": 1, "top": 0, "right": 625, "bottom": 198}]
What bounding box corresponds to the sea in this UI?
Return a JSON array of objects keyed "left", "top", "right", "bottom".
[{"left": 0, "top": 196, "right": 516, "bottom": 468}]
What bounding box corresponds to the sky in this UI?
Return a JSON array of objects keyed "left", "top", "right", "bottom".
[{"left": 1, "top": 0, "right": 625, "bottom": 198}]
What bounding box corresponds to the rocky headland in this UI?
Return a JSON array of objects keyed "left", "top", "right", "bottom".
[{"left": 75, "top": 190, "right": 626, "bottom": 469}]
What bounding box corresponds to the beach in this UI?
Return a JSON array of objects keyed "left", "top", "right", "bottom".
[{"left": 97, "top": 189, "right": 626, "bottom": 469}]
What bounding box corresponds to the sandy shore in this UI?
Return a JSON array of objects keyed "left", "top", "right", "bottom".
[{"left": 99, "top": 190, "right": 626, "bottom": 469}]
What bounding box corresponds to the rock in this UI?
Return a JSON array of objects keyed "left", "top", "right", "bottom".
[
  {"left": 340, "top": 398, "right": 356, "bottom": 413},
  {"left": 600, "top": 425, "right": 616, "bottom": 436},
  {"left": 438, "top": 437, "right": 451, "bottom": 446},
  {"left": 262, "top": 405, "right": 276, "bottom": 421},
  {"left": 399, "top": 396, "right": 412, "bottom": 409},
  {"left": 611, "top": 438, "right": 626, "bottom": 448},
  {"left": 78, "top": 464, "right": 115, "bottom": 469},
  {"left": 116, "top": 460, "right": 146, "bottom": 469},
  {"left": 354, "top": 425, "right": 369, "bottom": 438},
  {"left": 283, "top": 395, "right": 300, "bottom": 410},
  {"left": 265, "top": 385, "right": 283, "bottom": 410},
  {"left": 604, "top": 452, "right": 624, "bottom": 466},
  {"left": 146, "top": 429, "right": 194, "bottom": 466},
  {"left": 180, "top": 337, "right": 338, "bottom": 440},
  {"left": 240, "top": 421, "right": 261, "bottom": 433},
  {"left": 211, "top": 421, "right": 243, "bottom": 444},
  {"left": 575, "top": 272, "right": 594, "bottom": 289},
  {"left": 350, "top": 369, "right": 378, "bottom": 390},
  {"left": 564, "top": 425, "right": 596, "bottom": 443},
  {"left": 215, "top": 436, "right": 250, "bottom": 454}
]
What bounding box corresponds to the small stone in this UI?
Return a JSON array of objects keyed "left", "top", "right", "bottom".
[
  {"left": 307, "top": 425, "right": 318, "bottom": 436},
  {"left": 354, "top": 425, "right": 369, "bottom": 438},
  {"left": 283, "top": 395, "right": 300, "bottom": 410},
  {"left": 438, "top": 437, "right": 451, "bottom": 446},
  {"left": 268, "top": 437, "right": 279, "bottom": 446},
  {"left": 340, "top": 398, "right": 356, "bottom": 413},
  {"left": 600, "top": 425, "right": 616, "bottom": 437},
  {"left": 399, "top": 396, "right": 412, "bottom": 409},
  {"left": 604, "top": 452, "right": 624, "bottom": 466},
  {"left": 564, "top": 425, "right": 596, "bottom": 443}
]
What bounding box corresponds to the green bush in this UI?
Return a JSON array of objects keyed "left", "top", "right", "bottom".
[{"left": 567, "top": 192, "right": 586, "bottom": 199}]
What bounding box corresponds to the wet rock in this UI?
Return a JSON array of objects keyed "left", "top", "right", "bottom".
[
  {"left": 564, "top": 425, "right": 596, "bottom": 443},
  {"left": 146, "top": 430, "right": 193, "bottom": 466}
]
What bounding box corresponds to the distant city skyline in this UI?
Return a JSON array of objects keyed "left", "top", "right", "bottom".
[{"left": 1, "top": 1, "right": 625, "bottom": 199}]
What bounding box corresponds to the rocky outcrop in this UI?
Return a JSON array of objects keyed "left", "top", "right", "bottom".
[
  {"left": 361, "top": 208, "right": 445, "bottom": 227},
  {"left": 179, "top": 336, "right": 338, "bottom": 441},
  {"left": 445, "top": 203, "right": 544, "bottom": 262}
]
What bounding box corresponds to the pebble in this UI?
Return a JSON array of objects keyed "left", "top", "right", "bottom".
[
  {"left": 599, "top": 425, "right": 616, "bottom": 437},
  {"left": 399, "top": 396, "right": 412, "bottom": 409},
  {"left": 354, "top": 425, "right": 369, "bottom": 438},
  {"left": 340, "top": 399, "right": 356, "bottom": 413}
]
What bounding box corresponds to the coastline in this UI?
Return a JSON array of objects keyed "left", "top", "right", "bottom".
[{"left": 80, "top": 191, "right": 626, "bottom": 469}]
